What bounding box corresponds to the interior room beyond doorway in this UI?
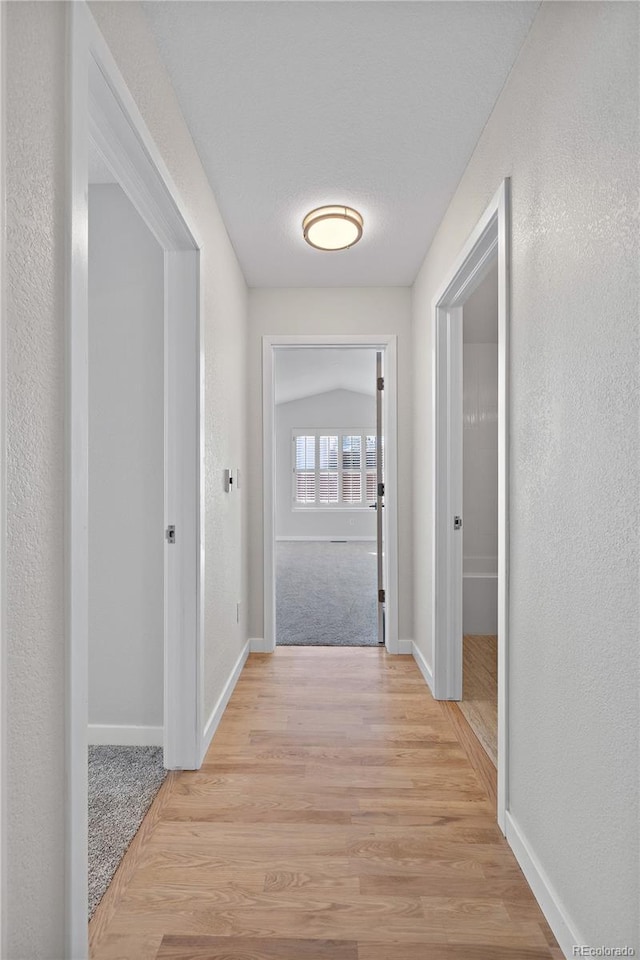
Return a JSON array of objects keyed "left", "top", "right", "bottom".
[
  {"left": 274, "top": 348, "right": 380, "bottom": 647},
  {"left": 458, "top": 261, "right": 499, "bottom": 766}
]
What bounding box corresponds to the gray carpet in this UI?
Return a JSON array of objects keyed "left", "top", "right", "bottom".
[
  {"left": 88, "top": 745, "right": 167, "bottom": 919},
  {"left": 276, "top": 540, "right": 378, "bottom": 646}
]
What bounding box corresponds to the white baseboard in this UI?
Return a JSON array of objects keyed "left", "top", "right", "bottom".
[
  {"left": 276, "top": 536, "right": 376, "bottom": 542},
  {"left": 505, "top": 812, "right": 577, "bottom": 959},
  {"left": 397, "top": 638, "right": 413, "bottom": 654},
  {"left": 250, "top": 636, "right": 274, "bottom": 653},
  {"left": 88, "top": 724, "right": 163, "bottom": 746},
  {"left": 200, "top": 641, "right": 250, "bottom": 764},
  {"left": 411, "top": 641, "right": 434, "bottom": 694}
]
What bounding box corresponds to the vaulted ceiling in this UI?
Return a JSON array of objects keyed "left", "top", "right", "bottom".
[
  {"left": 275, "top": 348, "right": 376, "bottom": 405},
  {"left": 143, "top": 1, "right": 539, "bottom": 287}
]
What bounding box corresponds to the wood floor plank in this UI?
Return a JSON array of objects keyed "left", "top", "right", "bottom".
[
  {"left": 358, "top": 943, "right": 555, "bottom": 960},
  {"left": 440, "top": 699, "right": 498, "bottom": 811},
  {"left": 90, "top": 648, "right": 559, "bottom": 960},
  {"left": 89, "top": 934, "right": 163, "bottom": 960},
  {"left": 458, "top": 634, "right": 498, "bottom": 765},
  {"left": 156, "top": 935, "right": 359, "bottom": 959},
  {"left": 89, "top": 771, "right": 178, "bottom": 955}
]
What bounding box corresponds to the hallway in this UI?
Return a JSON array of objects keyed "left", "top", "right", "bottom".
[{"left": 90, "top": 648, "right": 561, "bottom": 959}]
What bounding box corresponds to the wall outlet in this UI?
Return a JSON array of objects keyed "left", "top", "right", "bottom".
[{"left": 236, "top": 602, "right": 241, "bottom": 624}]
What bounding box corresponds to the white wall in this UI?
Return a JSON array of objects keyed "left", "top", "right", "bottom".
[
  {"left": 5, "top": 3, "right": 249, "bottom": 955},
  {"left": 248, "top": 287, "right": 413, "bottom": 645},
  {"left": 276, "top": 389, "right": 377, "bottom": 540},
  {"left": 88, "top": 184, "right": 164, "bottom": 734},
  {"left": 412, "top": 2, "right": 639, "bottom": 951}
]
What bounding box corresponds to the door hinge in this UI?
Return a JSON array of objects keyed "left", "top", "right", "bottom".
[
  {"left": 377, "top": 482, "right": 384, "bottom": 497},
  {"left": 377, "top": 376, "right": 384, "bottom": 391},
  {"left": 166, "top": 524, "right": 176, "bottom": 544},
  {"left": 378, "top": 588, "right": 386, "bottom": 603},
  {"left": 454, "top": 516, "right": 462, "bottom": 530}
]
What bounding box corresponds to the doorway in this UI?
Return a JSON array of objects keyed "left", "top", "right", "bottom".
[
  {"left": 458, "top": 262, "right": 499, "bottom": 766},
  {"left": 273, "top": 347, "right": 381, "bottom": 647},
  {"left": 86, "top": 174, "right": 167, "bottom": 918},
  {"left": 262, "top": 335, "right": 400, "bottom": 654},
  {"left": 431, "top": 181, "right": 509, "bottom": 829}
]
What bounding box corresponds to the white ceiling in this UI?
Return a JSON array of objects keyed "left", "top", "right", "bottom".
[
  {"left": 143, "top": 1, "right": 539, "bottom": 288},
  {"left": 275, "top": 348, "right": 376, "bottom": 405}
]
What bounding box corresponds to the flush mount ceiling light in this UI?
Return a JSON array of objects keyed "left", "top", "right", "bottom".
[{"left": 302, "top": 205, "right": 363, "bottom": 251}]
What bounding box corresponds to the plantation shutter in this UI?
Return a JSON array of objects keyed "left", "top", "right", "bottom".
[
  {"left": 318, "top": 435, "right": 339, "bottom": 503},
  {"left": 294, "top": 435, "right": 315, "bottom": 503},
  {"left": 293, "top": 430, "right": 380, "bottom": 506},
  {"left": 342, "top": 435, "right": 362, "bottom": 503}
]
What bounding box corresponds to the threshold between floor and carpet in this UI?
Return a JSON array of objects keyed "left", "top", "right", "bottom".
[{"left": 88, "top": 744, "right": 167, "bottom": 919}]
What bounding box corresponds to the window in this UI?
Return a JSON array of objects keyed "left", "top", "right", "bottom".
[{"left": 293, "top": 430, "right": 383, "bottom": 508}]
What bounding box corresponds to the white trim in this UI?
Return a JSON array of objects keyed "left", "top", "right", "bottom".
[
  {"left": 397, "top": 639, "right": 413, "bottom": 655},
  {"left": 430, "top": 179, "right": 510, "bottom": 832},
  {"left": 505, "top": 812, "right": 577, "bottom": 959},
  {"left": 200, "top": 641, "right": 249, "bottom": 764},
  {"left": 68, "top": 5, "right": 202, "bottom": 955},
  {"left": 276, "top": 536, "right": 376, "bottom": 542},
  {"left": 0, "top": 5, "right": 6, "bottom": 952},
  {"left": 83, "top": 15, "right": 202, "bottom": 252},
  {"left": 263, "top": 335, "right": 400, "bottom": 655},
  {"left": 88, "top": 725, "right": 163, "bottom": 747},
  {"left": 293, "top": 427, "right": 376, "bottom": 432},
  {"left": 411, "top": 641, "right": 435, "bottom": 694},
  {"left": 291, "top": 508, "right": 374, "bottom": 514},
  {"left": 249, "top": 637, "right": 271, "bottom": 653}
]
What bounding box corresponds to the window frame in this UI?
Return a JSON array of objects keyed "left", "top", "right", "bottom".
[{"left": 291, "top": 428, "right": 378, "bottom": 511}]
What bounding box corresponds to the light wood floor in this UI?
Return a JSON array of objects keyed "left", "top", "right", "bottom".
[
  {"left": 458, "top": 635, "right": 498, "bottom": 767},
  {"left": 90, "top": 648, "right": 561, "bottom": 960}
]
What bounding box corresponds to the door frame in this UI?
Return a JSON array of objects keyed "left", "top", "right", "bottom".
[
  {"left": 68, "top": 5, "right": 203, "bottom": 955},
  {"left": 431, "top": 180, "right": 510, "bottom": 830},
  {"left": 262, "top": 335, "right": 399, "bottom": 654},
  {"left": 0, "top": 4, "right": 6, "bottom": 954}
]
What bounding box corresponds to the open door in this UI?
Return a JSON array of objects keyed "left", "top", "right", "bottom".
[{"left": 376, "top": 351, "right": 385, "bottom": 645}]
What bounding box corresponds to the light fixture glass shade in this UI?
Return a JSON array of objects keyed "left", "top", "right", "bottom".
[{"left": 302, "top": 205, "right": 363, "bottom": 251}]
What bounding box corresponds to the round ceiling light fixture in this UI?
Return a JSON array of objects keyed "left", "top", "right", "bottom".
[{"left": 302, "top": 205, "right": 363, "bottom": 251}]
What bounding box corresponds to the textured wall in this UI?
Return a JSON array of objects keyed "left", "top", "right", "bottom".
[
  {"left": 5, "top": 3, "right": 67, "bottom": 955},
  {"left": 276, "top": 389, "right": 377, "bottom": 540},
  {"left": 88, "top": 184, "right": 164, "bottom": 730},
  {"left": 412, "top": 2, "right": 639, "bottom": 948},
  {"left": 89, "top": 2, "right": 249, "bottom": 728},
  {"left": 248, "top": 287, "right": 413, "bottom": 643}
]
